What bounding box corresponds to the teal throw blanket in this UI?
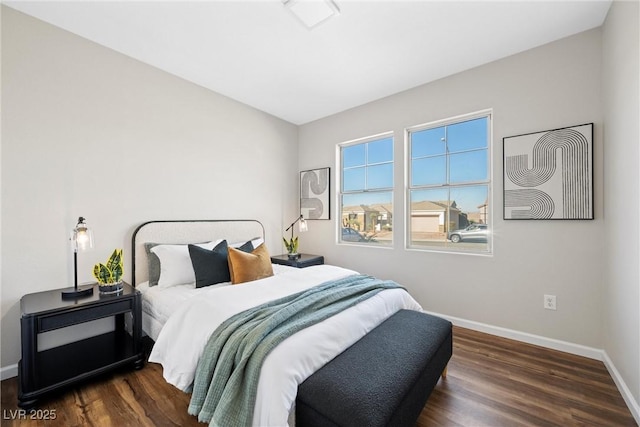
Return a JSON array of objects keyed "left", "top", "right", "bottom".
[{"left": 188, "top": 274, "right": 403, "bottom": 427}]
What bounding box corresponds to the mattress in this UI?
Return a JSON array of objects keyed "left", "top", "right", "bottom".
[{"left": 137, "top": 264, "right": 296, "bottom": 341}]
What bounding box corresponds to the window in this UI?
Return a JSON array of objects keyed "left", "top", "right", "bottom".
[
  {"left": 407, "top": 112, "right": 491, "bottom": 253},
  {"left": 338, "top": 134, "right": 393, "bottom": 246}
]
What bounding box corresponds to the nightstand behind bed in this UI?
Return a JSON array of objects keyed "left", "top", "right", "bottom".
[{"left": 270, "top": 254, "right": 324, "bottom": 268}]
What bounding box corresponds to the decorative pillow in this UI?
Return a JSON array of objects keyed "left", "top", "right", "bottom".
[
  {"left": 144, "top": 243, "right": 162, "bottom": 287},
  {"left": 227, "top": 243, "right": 274, "bottom": 285},
  {"left": 189, "top": 240, "right": 231, "bottom": 288},
  {"left": 151, "top": 240, "right": 220, "bottom": 288},
  {"left": 229, "top": 237, "right": 264, "bottom": 251}
]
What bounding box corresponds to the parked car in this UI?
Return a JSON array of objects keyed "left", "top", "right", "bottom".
[
  {"left": 448, "top": 224, "right": 488, "bottom": 243},
  {"left": 341, "top": 227, "right": 367, "bottom": 242}
]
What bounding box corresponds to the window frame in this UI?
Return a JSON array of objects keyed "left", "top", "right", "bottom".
[
  {"left": 336, "top": 131, "right": 395, "bottom": 247},
  {"left": 405, "top": 110, "right": 493, "bottom": 255}
]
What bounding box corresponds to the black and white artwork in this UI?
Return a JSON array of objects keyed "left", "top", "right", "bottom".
[
  {"left": 300, "top": 167, "right": 330, "bottom": 220},
  {"left": 503, "top": 123, "right": 593, "bottom": 220}
]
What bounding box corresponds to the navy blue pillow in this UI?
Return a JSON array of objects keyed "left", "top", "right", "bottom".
[
  {"left": 235, "top": 240, "right": 254, "bottom": 253},
  {"left": 189, "top": 240, "right": 231, "bottom": 288}
]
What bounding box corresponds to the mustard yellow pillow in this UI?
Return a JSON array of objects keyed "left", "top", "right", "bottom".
[{"left": 227, "top": 243, "right": 274, "bottom": 284}]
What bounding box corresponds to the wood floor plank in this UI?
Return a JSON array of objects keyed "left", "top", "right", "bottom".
[
  {"left": 1, "top": 326, "right": 636, "bottom": 426},
  {"left": 418, "top": 327, "right": 636, "bottom": 427}
]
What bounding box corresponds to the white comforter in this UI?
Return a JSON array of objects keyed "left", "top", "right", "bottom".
[{"left": 149, "top": 264, "right": 422, "bottom": 426}]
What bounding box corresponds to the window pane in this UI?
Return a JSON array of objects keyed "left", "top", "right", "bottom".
[
  {"left": 450, "top": 185, "right": 489, "bottom": 226},
  {"left": 341, "top": 192, "right": 392, "bottom": 246},
  {"left": 343, "top": 144, "right": 365, "bottom": 168},
  {"left": 447, "top": 117, "right": 488, "bottom": 153},
  {"left": 411, "top": 156, "right": 446, "bottom": 186},
  {"left": 367, "top": 163, "right": 393, "bottom": 189},
  {"left": 411, "top": 127, "right": 446, "bottom": 158},
  {"left": 368, "top": 137, "right": 393, "bottom": 164},
  {"left": 343, "top": 167, "right": 365, "bottom": 192},
  {"left": 409, "top": 188, "right": 450, "bottom": 247},
  {"left": 340, "top": 135, "right": 394, "bottom": 247},
  {"left": 409, "top": 185, "right": 490, "bottom": 252},
  {"left": 449, "top": 150, "right": 488, "bottom": 183},
  {"left": 447, "top": 185, "right": 490, "bottom": 252}
]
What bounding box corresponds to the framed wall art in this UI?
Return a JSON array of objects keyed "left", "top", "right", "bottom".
[
  {"left": 300, "top": 167, "right": 330, "bottom": 220},
  {"left": 503, "top": 123, "right": 593, "bottom": 220}
]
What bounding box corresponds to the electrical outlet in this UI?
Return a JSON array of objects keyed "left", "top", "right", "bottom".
[{"left": 544, "top": 294, "right": 557, "bottom": 310}]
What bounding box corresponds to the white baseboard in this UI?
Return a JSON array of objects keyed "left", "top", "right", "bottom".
[
  {"left": 426, "top": 310, "right": 604, "bottom": 360},
  {"left": 603, "top": 351, "right": 640, "bottom": 425},
  {"left": 424, "top": 310, "right": 640, "bottom": 425},
  {"left": 1, "top": 363, "right": 17, "bottom": 381}
]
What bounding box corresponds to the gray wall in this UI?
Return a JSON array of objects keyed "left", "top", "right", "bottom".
[
  {"left": 602, "top": 0, "right": 640, "bottom": 410},
  {"left": 1, "top": 7, "right": 299, "bottom": 368},
  {"left": 299, "top": 29, "right": 605, "bottom": 347}
]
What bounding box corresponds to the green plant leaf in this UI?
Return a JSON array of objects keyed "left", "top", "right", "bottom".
[
  {"left": 111, "top": 249, "right": 123, "bottom": 282},
  {"left": 283, "top": 236, "right": 299, "bottom": 253},
  {"left": 93, "top": 263, "right": 111, "bottom": 284},
  {"left": 112, "top": 249, "right": 124, "bottom": 283},
  {"left": 96, "top": 249, "right": 124, "bottom": 284},
  {"left": 106, "top": 249, "right": 121, "bottom": 271}
]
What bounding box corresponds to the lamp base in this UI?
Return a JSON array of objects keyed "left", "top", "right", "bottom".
[{"left": 61, "top": 285, "right": 94, "bottom": 300}]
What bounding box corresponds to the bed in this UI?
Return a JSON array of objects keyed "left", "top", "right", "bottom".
[{"left": 131, "top": 219, "right": 447, "bottom": 427}]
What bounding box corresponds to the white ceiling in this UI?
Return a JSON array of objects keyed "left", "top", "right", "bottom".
[{"left": 4, "top": 0, "right": 612, "bottom": 125}]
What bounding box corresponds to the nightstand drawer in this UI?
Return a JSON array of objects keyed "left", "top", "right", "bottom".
[{"left": 38, "top": 299, "right": 133, "bottom": 332}]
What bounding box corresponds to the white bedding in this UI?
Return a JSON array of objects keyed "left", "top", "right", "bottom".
[
  {"left": 138, "top": 264, "right": 294, "bottom": 340},
  {"left": 148, "top": 264, "right": 422, "bottom": 427}
]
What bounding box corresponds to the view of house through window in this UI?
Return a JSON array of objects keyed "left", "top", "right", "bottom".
[
  {"left": 339, "top": 134, "right": 393, "bottom": 246},
  {"left": 337, "top": 112, "right": 490, "bottom": 253},
  {"left": 407, "top": 113, "right": 491, "bottom": 253}
]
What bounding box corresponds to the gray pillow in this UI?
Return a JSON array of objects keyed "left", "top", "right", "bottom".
[{"left": 144, "top": 243, "right": 162, "bottom": 287}]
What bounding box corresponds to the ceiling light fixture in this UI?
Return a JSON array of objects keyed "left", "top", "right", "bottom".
[{"left": 283, "top": 0, "right": 340, "bottom": 30}]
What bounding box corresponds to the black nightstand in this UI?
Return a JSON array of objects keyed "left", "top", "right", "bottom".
[
  {"left": 271, "top": 254, "right": 324, "bottom": 268},
  {"left": 18, "top": 282, "right": 143, "bottom": 409}
]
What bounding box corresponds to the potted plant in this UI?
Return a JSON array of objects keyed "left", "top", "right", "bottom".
[
  {"left": 284, "top": 214, "right": 307, "bottom": 259},
  {"left": 93, "top": 249, "right": 124, "bottom": 294},
  {"left": 283, "top": 236, "right": 299, "bottom": 259}
]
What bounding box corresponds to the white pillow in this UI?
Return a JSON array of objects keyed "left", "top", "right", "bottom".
[{"left": 151, "top": 240, "right": 221, "bottom": 288}]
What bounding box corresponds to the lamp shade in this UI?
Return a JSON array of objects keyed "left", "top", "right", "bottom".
[
  {"left": 72, "top": 217, "right": 93, "bottom": 252},
  {"left": 299, "top": 218, "right": 308, "bottom": 232},
  {"left": 62, "top": 216, "right": 95, "bottom": 299}
]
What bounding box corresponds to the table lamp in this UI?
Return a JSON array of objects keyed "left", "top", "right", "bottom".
[{"left": 61, "top": 216, "right": 95, "bottom": 299}]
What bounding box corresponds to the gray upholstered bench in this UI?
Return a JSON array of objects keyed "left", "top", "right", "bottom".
[{"left": 296, "top": 309, "right": 452, "bottom": 427}]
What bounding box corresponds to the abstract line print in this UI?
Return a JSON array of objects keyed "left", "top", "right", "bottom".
[
  {"left": 300, "top": 167, "right": 330, "bottom": 220},
  {"left": 504, "top": 123, "right": 593, "bottom": 220}
]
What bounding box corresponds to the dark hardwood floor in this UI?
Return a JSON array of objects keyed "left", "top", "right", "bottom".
[
  {"left": 418, "top": 327, "right": 636, "bottom": 427},
  {"left": 1, "top": 326, "right": 636, "bottom": 426}
]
